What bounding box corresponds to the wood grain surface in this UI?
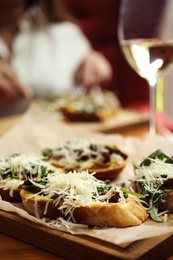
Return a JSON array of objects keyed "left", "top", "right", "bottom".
[
  {"left": 0, "top": 233, "right": 63, "bottom": 260},
  {"left": 0, "top": 209, "right": 173, "bottom": 260}
]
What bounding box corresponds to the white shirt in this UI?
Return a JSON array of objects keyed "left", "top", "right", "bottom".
[
  {"left": 0, "top": 22, "right": 91, "bottom": 98},
  {"left": 0, "top": 9, "right": 91, "bottom": 115}
]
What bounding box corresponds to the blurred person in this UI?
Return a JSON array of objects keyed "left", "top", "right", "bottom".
[
  {"left": 0, "top": 0, "right": 112, "bottom": 115},
  {"left": 63, "top": 0, "right": 149, "bottom": 108},
  {"left": 63, "top": 0, "right": 173, "bottom": 132}
]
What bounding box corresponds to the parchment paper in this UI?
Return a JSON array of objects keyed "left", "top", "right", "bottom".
[{"left": 1, "top": 103, "right": 173, "bottom": 245}]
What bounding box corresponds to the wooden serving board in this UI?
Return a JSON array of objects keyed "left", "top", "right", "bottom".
[
  {"left": 0, "top": 209, "right": 173, "bottom": 260},
  {"left": 0, "top": 108, "right": 148, "bottom": 136},
  {"left": 62, "top": 109, "right": 149, "bottom": 134}
]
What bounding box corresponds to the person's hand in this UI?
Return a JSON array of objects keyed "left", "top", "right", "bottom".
[
  {"left": 0, "top": 60, "right": 32, "bottom": 103},
  {"left": 74, "top": 51, "right": 113, "bottom": 88}
]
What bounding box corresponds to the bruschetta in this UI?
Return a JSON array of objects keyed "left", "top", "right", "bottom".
[
  {"left": 0, "top": 154, "right": 56, "bottom": 202},
  {"left": 132, "top": 149, "right": 173, "bottom": 222},
  {"left": 42, "top": 138, "right": 128, "bottom": 180},
  {"left": 20, "top": 170, "right": 148, "bottom": 227}
]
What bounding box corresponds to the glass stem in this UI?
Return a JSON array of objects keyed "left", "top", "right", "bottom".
[{"left": 149, "top": 80, "right": 157, "bottom": 136}]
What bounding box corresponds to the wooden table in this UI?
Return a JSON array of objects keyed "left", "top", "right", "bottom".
[{"left": 0, "top": 114, "right": 173, "bottom": 260}]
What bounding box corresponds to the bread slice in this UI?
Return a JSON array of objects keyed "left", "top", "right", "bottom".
[
  {"left": 60, "top": 105, "right": 116, "bottom": 122},
  {"left": 0, "top": 178, "right": 25, "bottom": 202},
  {"left": 20, "top": 190, "right": 148, "bottom": 228},
  {"left": 51, "top": 161, "right": 127, "bottom": 181},
  {"left": 57, "top": 89, "right": 120, "bottom": 122},
  {"left": 43, "top": 139, "right": 128, "bottom": 180},
  {"left": 0, "top": 187, "right": 22, "bottom": 202},
  {"left": 0, "top": 154, "right": 57, "bottom": 202},
  {"left": 86, "top": 162, "right": 127, "bottom": 180}
]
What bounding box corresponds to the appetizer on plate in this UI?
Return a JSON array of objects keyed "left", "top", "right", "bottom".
[
  {"left": 59, "top": 89, "right": 120, "bottom": 122},
  {"left": 38, "top": 88, "right": 120, "bottom": 122},
  {"left": 132, "top": 149, "right": 173, "bottom": 222},
  {"left": 42, "top": 138, "right": 128, "bottom": 180},
  {"left": 0, "top": 154, "right": 56, "bottom": 202},
  {"left": 20, "top": 170, "right": 148, "bottom": 227}
]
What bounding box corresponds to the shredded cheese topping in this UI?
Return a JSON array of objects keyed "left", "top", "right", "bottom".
[
  {"left": 0, "top": 154, "right": 56, "bottom": 195},
  {"left": 39, "top": 88, "right": 120, "bottom": 114},
  {"left": 29, "top": 170, "right": 126, "bottom": 219},
  {"left": 134, "top": 158, "right": 173, "bottom": 189},
  {"left": 48, "top": 138, "right": 125, "bottom": 170},
  {"left": 133, "top": 154, "right": 173, "bottom": 221}
]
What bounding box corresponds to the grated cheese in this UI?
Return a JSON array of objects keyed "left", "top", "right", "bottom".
[
  {"left": 134, "top": 158, "right": 173, "bottom": 189},
  {"left": 0, "top": 154, "right": 57, "bottom": 196},
  {"left": 49, "top": 138, "right": 125, "bottom": 170},
  {"left": 30, "top": 170, "right": 126, "bottom": 220},
  {"left": 134, "top": 156, "right": 173, "bottom": 222},
  {"left": 43, "top": 88, "right": 120, "bottom": 114}
]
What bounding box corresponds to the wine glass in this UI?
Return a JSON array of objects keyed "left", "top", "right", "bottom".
[{"left": 118, "top": 0, "right": 173, "bottom": 135}]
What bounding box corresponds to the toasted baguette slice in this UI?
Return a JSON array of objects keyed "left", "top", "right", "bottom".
[
  {"left": 51, "top": 161, "right": 127, "bottom": 181},
  {"left": 20, "top": 189, "right": 148, "bottom": 228},
  {"left": 57, "top": 89, "right": 120, "bottom": 122},
  {"left": 0, "top": 154, "right": 57, "bottom": 202},
  {"left": 0, "top": 187, "right": 22, "bottom": 202},
  {"left": 43, "top": 139, "right": 128, "bottom": 180},
  {"left": 0, "top": 178, "right": 25, "bottom": 202},
  {"left": 80, "top": 161, "right": 127, "bottom": 180},
  {"left": 60, "top": 106, "right": 116, "bottom": 122}
]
